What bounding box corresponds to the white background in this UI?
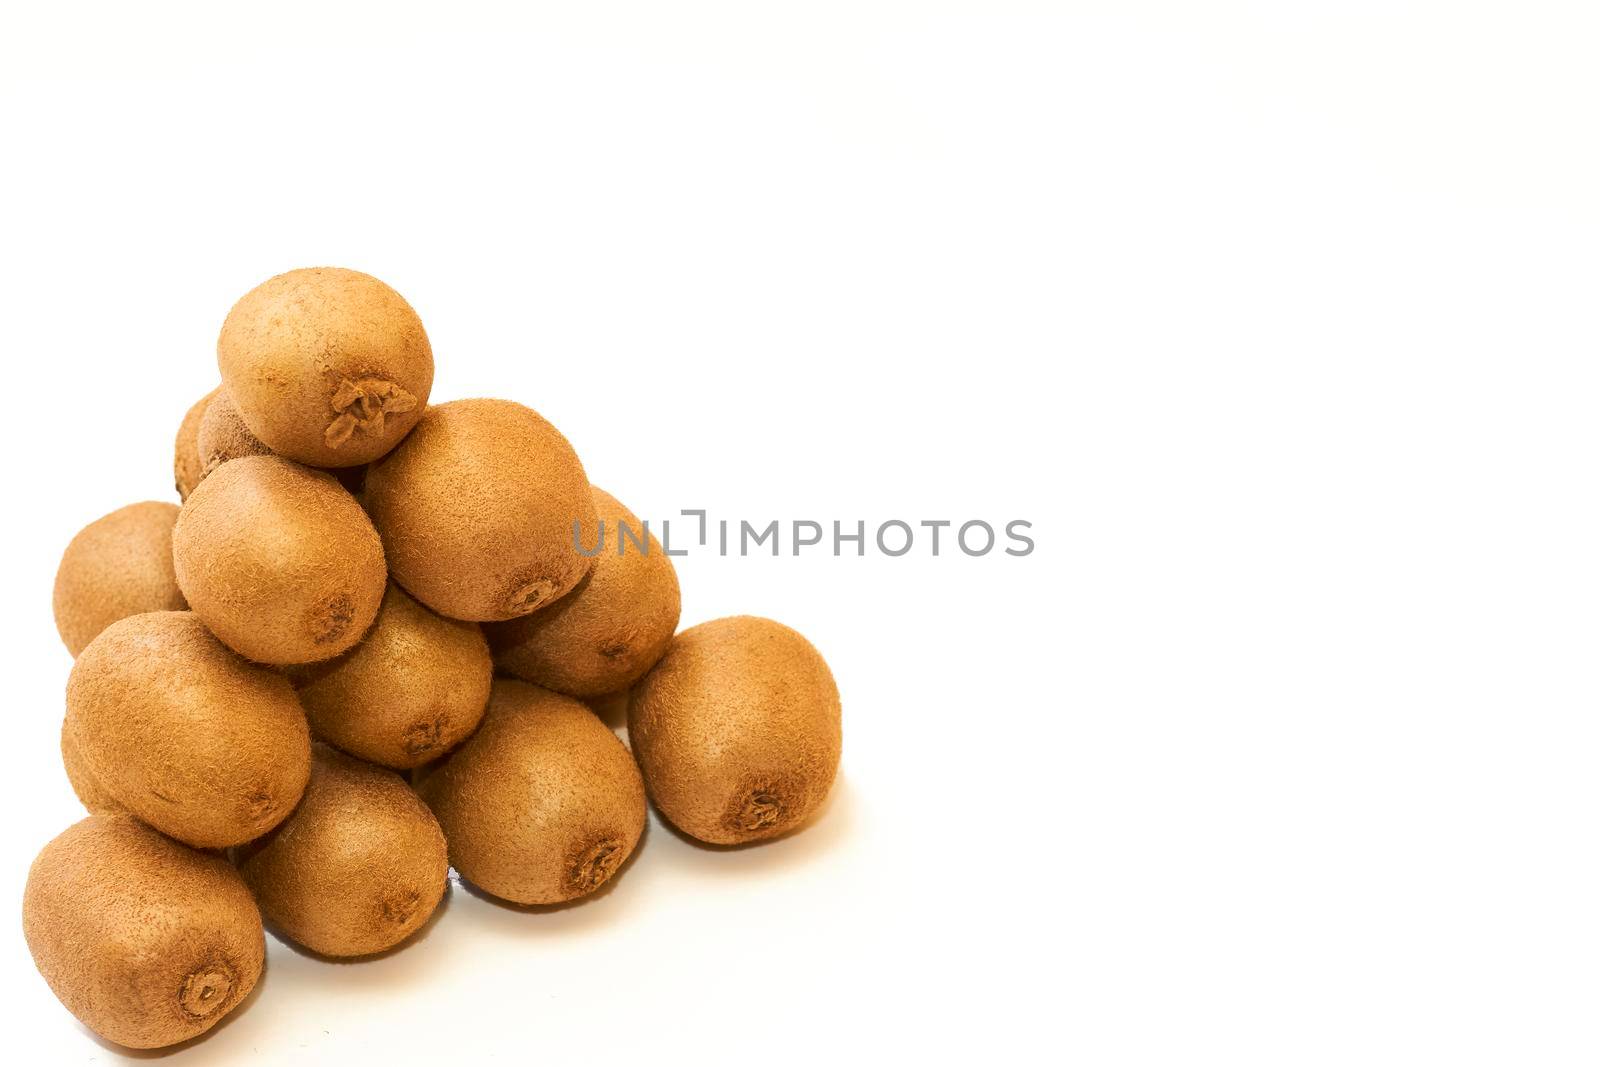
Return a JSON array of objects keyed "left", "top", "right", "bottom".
[{"left": 2, "top": 2, "right": 1596, "bottom": 1064}]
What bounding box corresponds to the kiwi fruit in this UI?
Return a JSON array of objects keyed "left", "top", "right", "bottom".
[
  {"left": 629, "top": 616, "right": 842, "bottom": 845},
  {"left": 196, "top": 389, "right": 274, "bottom": 477},
  {"left": 60, "top": 718, "right": 123, "bottom": 815},
  {"left": 173, "top": 454, "right": 387, "bottom": 664},
  {"left": 218, "top": 267, "right": 433, "bottom": 468},
  {"left": 418, "top": 679, "right": 645, "bottom": 904},
  {"left": 23, "top": 815, "right": 264, "bottom": 1049},
  {"left": 66, "top": 611, "right": 312, "bottom": 848},
  {"left": 174, "top": 387, "right": 217, "bottom": 500},
  {"left": 52, "top": 501, "right": 188, "bottom": 657},
  {"left": 293, "top": 583, "right": 492, "bottom": 769},
  {"left": 195, "top": 388, "right": 368, "bottom": 494},
  {"left": 365, "top": 399, "right": 599, "bottom": 622},
  {"left": 236, "top": 745, "right": 448, "bottom": 957},
  {"left": 487, "top": 487, "right": 680, "bottom": 697}
]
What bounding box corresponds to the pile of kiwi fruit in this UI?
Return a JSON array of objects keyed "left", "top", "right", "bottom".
[{"left": 27, "top": 267, "right": 843, "bottom": 1050}]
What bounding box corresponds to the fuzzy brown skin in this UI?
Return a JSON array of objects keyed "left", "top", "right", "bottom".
[
  {"left": 195, "top": 389, "right": 370, "bottom": 493},
  {"left": 365, "top": 399, "right": 599, "bottom": 622},
  {"left": 175, "top": 387, "right": 218, "bottom": 500},
  {"left": 236, "top": 746, "right": 448, "bottom": 957},
  {"left": 486, "top": 487, "right": 680, "bottom": 697},
  {"left": 60, "top": 717, "right": 124, "bottom": 814},
  {"left": 66, "top": 612, "right": 312, "bottom": 848},
  {"left": 629, "top": 616, "right": 842, "bottom": 845},
  {"left": 218, "top": 267, "right": 432, "bottom": 467},
  {"left": 23, "top": 815, "right": 264, "bottom": 1049},
  {"left": 292, "top": 584, "right": 492, "bottom": 769},
  {"left": 197, "top": 389, "right": 274, "bottom": 477},
  {"left": 418, "top": 680, "right": 645, "bottom": 904},
  {"left": 173, "top": 455, "right": 387, "bottom": 664},
  {"left": 52, "top": 501, "right": 188, "bottom": 657}
]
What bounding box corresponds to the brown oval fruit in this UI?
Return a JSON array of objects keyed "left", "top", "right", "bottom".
[
  {"left": 53, "top": 501, "right": 188, "bottom": 657},
  {"left": 196, "top": 389, "right": 274, "bottom": 478},
  {"left": 173, "top": 454, "right": 386, "bottom": 664},
  {"left": 60, "top": 718, "right": 124, "bottom": 815},
  {"left": 293, "top": 583, "right": 492, "bottom": 769},
  {"left": 629, "top": 616, "right": 842, "bottom": 845},
  {"left": 365, "top": 399, "right": 599, "bottom": 622},
  {"left": 174, "top": 387, "right": 217, "bottom": 500},
  {"left": 487, "top": 487, "right": 680, "bottom": 697},
  {"left": 23, "top": 815, "right": 264, "bottom": 1049},
  {"left": 218, "top": 267, "right": 433, "bottom": 467},
  {"left": 195, "top": 389, "right": 368, "bottom": 494},
  {"left": 66, "top": 611, "right": 312, "bottom": 848},
  {"left": 236, "top": 746, "right": 448, "bottom": 957},
  {"left": 418, "top": 680, "right": 645, "bottom": 904}
]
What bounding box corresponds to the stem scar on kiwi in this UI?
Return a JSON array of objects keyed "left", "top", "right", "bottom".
[
  {"left": 171, "top": 454, "right": 386, "bottom": 665},
  {"left": 289, "top": 582, "right": 492, "bottom": 769},
  {"left": 217, "top": 267, "right": 433, "bottom": 467},
  {"left": 193, "top": 386, "right": 371, "bottom": 494},
  {"left": 566, "top": 834, "right": 627, "bottom": 896},
  {"left": 417, "top": 679, "right": 646, "bottom": 905},
  {"left": 486, "top": 486, "right": 681, "bottom": 698},
  {"left": 22, "top": 815, "right": 265, "bottom": 1049},
  {"left": 363, "top": 399, "right": 599, "bottom": 622},
  {"left": 628, "top": 616, "right": 843, "bottom": 846},
  {"left": 235, "top": 745, "right": 448, "bottom": 958}
]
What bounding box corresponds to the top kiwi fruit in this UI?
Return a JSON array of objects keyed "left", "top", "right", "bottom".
[
  {"left": 172, "top": 454, "right": 387, "bottom": 664},
  {"left": 66, "top": 611, "right": 312, "bottom": 848},
  {"left": 218, "top": 267, "right": 433, "bottom": 467},
  {"left": 487, "top": 486, "right": 681, "bottom": 697},
  {"left": 629, "top": 615, "right": 842, "bottom": 845},
  {"left": 52, "top": 501, "right": 187, "bottom": 656},
  {"left": 23, "top": 814, "right": 264, "bottom": 1049},
  {"left": 364, "top": 399, "right": 599, "bottom": 622}
]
